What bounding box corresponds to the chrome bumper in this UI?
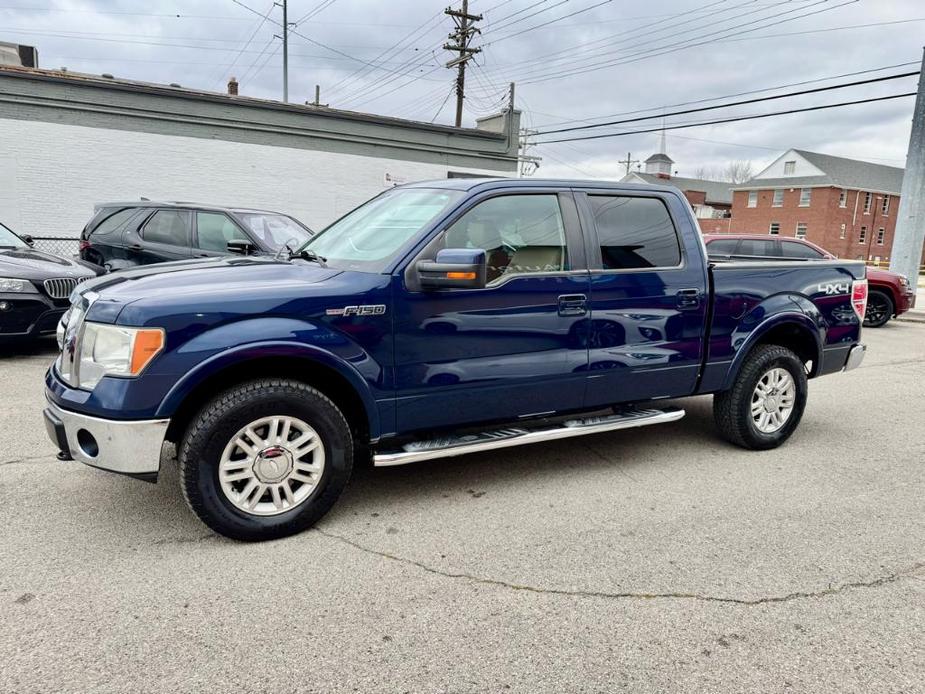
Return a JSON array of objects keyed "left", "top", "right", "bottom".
[
  {"left": 43, "top": 398, "right": 169, "bottom": 480},
  {"left": 844, "top": 344, "right": 866, "bottom": 372}
]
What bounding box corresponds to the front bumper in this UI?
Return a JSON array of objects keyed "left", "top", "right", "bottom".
[
  {"left": 897, "top": 289, "right": 915, "bottom": 314},
  {"left": 43, "top": 396, "right": 169, "bottom": 482},
  {"left": 0, "top": 293, "right": 67, "bottom": 340}
]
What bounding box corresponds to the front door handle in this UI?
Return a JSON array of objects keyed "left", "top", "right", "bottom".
[
  {"left": 676, "top": 288, "right": 702, "bottom": 310},
  {"left": 558, "top": 294, "right": 588, "bottom": 317}
]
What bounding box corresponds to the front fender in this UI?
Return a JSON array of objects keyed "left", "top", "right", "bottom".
[
  {"left": 722, "top": 295, "right": 823, "bottom": 390},
  {"left": 156, "top": 341, "right": 382, "bottom": 440}
]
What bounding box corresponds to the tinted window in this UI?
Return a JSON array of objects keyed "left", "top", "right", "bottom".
[
  {"left": 143, "top": 210, "right": 191, "bottom": 247},
  {"left": 90, "top": 208, "right": 137, "bottom": 236},
  {"left": 443, "top": 194, "right": 568, "bottom": 283},
  {"left": 196, "top": 212, "right": 249, "bottom": 252},
  {"left": 589, "top": 196, "right": 680, "bottom": 269},
  {"left": 781, "top": 241, "right": 823, "bottom": 259},
  {"left": 706, "top": 238, "right": 738, "bottom": 255},
  {"left": 738, "top": 239, "right": 777, "bottom": 257}
]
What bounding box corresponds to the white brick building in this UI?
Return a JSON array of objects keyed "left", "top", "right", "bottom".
[{"left": 0, "top": 66, "right": 520, "bottom": 237}]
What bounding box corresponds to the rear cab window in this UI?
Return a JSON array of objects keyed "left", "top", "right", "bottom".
[
  {"left": 781, "top": 241, "right": 824, "bottom": 259},
  {"left": 705, "top": 238, "right": 738, "bottom": 255}
]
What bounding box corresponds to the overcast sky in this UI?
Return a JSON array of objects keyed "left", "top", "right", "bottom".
[{"left": 1, "top": 0, "right": 922, "bottom": 179}]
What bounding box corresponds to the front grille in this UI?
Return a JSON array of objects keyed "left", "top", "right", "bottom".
[{"left": 43, "top": 277, "right": 86, "bottom": 300}]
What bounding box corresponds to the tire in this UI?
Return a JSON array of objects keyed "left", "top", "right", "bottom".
[
  {"left": 863, "top": 289, "right": 893, "bottom": 328},
  {"left": 713, "top": 344, "right": 808, "bottom": 450},
  {"left": 180, "top": 378, "right": 353, "bottom": 541}
]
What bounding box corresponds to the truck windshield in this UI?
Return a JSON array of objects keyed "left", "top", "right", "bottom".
[
  {"left": 0, "top": 222, "right": 27, "bottom": 249},
  {"left": 300, "top": 188, "right": 464, "bottom": 272}
]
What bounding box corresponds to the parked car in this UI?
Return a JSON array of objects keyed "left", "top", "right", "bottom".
[
  {"left": 703, "top": 233, "right": 915, "bottom": 327},
  {"left": 79, "top": 201, "right": 313, "bottom": 270},
  {"left": 0, "top": 221, "right": 101, "bottom": 342},
  {"left": 45, "top": 179, "right": 868, "bottom": 541}
]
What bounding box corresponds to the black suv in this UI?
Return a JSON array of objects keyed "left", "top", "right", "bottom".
[
  {"left": 1, "top": 221, "right": 101, "bottom": 341},
  {"left": 79, "top": 202, "right": 313, "bottom": 270}
]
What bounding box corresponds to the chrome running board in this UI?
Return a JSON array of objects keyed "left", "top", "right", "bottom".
[{"left": 373, "top": 407, "right": 685, "bottom": 467}]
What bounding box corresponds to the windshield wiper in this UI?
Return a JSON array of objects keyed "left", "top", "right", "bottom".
[{"left": 289, "top": 248, "right": 327, "bottom": 267}]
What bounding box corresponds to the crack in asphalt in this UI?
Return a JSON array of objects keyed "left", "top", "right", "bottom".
[
  {"left": 0, "top": 454, "right": 56, "bottom": 467},
  {"left": 315, "top": 528, "right": 925, "bottom": 605}
]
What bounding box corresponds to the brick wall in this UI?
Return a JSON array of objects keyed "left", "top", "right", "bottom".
[{"left": 729, "top": 186, "right": 911, "bottom": 262}]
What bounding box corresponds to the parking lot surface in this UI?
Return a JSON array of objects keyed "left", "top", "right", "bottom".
[{"left": 1, "top": 324, "right": 923, "bottom": 693}]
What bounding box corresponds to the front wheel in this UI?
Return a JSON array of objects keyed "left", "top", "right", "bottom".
[
  {"left": 179, "top": 379, "right": 353, "bottom": 541},
  {"left": 713, "top": 345, "right": 808, "bottom": 450},
  {"left": 863, "top": 290, "right": 893, "bottom": 328}
]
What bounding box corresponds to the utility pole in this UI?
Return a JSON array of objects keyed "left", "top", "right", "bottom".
[
  {"left": 275, "top": 0, "right": 289, "bottom": 102},
  {"left": 444, "top": 0, "right": 482, "bottom": 128},
  {"left": 890, "top": 46, "right": 925, "bottom": 283},
  {"left": 618, "top": 152, "right": 639, "bottom": 175}
]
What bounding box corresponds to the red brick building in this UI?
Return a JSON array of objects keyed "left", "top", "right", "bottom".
[{"left": 728, "top": 149, "right": 916, "bottom": 262}]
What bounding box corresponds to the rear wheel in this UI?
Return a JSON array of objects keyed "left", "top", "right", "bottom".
[
  {"left": 863, "top": 289, "right": 893, "bottom": 328},
  {"left": 180, "top": 379, "right": 353, "bottom": 541},
  {"left": 713, "top": 345, "right": 808, "bottom": 450}
]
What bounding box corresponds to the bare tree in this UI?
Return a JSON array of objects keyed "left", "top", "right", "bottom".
[
  {"left": 723, "top": 160, "right": 754, "bottom": 184},
  {"left": 692, "top": 160, "right": 754, "bottom": 183}
]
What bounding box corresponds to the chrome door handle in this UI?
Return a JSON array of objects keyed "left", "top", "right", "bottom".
[{"left": 558, "top": 294, "right": 588, "bottom": 316}]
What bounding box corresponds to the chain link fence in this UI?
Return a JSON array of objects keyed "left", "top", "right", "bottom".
[{"left": 30, "top": 237, "right": 80, "bottom": 258}]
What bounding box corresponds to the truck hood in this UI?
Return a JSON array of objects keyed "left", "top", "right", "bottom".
[
  {"left": 78, "top": 257, "right": 344, "bottom": 320},
  {"left": 0, "top": 247, "right": 100, "bottom": 280}
]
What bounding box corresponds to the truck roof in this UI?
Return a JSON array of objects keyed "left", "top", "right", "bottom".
[{"left": 404, "top": 178, "right": 682, "bottom": 195}]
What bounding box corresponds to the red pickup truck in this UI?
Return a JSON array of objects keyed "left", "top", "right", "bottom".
[{"left": 703, "top": 234, "right": 915, "bottom": 327}]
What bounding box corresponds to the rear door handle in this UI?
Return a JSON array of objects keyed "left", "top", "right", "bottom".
[
  {"left": 676, "top": 288, "right": 702, "bottom": 310},
  {"left": 558, "top": 294, "right": 588, "bottom": 317}
]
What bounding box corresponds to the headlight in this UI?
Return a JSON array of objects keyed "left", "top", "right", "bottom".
[
  {"left": 898, "top": 275, "right": 909, "bottom": 287},
  {"left": 76, "top": 323, "right": 165, "bottom": 389},
  {"left": 0, "top": 277, "right": 38, "bottom": 293}
]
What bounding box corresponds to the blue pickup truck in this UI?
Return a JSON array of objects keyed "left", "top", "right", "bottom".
[{"left": 44, "top": 179, "right": 868, "bottom": 540}]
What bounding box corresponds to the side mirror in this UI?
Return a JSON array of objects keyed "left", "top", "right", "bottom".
[
  {"left": 23, "top": 234, "right": 35, "bottom": 247},
  {"left": 417, "top": 248, "right": 487, "bottom": 290},
  {"left": 227, "top": 239, "right": 257, "bottom": 256}
]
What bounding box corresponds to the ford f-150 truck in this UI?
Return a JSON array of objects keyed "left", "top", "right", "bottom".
[{"left": 43, "top": 179, "right": 869, "bottom": 541}]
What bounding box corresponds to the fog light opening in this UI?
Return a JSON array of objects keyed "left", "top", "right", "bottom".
[{"left": 76, "top": 429, "right": 99, "bottom": 458}]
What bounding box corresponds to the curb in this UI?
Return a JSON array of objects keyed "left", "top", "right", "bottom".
[{"left": 896, "top": 312, "right": 925, "bottom": 324}]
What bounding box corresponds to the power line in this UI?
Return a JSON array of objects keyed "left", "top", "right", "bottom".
[
  {"left": 431, "top": 86, "right": 456, "bottom": 122},
  {"left": 517, "top": 0, "right": 856, "bottom": 85},
  {"left": 534, "top": 70, "right": 920, "bottom": 136},
  {"left": 213, "top": 0, "right": 276, "bottom": 87},
  {"left": 483, "top": 0, "right": 615, "bottom": 46},
  {"left": 292, "top": 0, "right": 340, "bottom": 25},
  {"left": 534, "top": 92, "right": 917, "bottom": 144},
  {"left": 529, "top": 60, "right": 920, "bottom": 129}
]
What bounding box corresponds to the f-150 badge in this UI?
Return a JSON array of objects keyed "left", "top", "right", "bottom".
[
  {"left": 816, "top": 282, "right": 850, "bottom": 295},
  {"left": 326, "top": 305, "right": 387, "bottom": 316}
]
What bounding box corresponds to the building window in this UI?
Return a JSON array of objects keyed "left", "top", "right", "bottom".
[
  {"left": 799, "top": 188, "right": 811, "bottom": 207},
  {"left": 769, "top": 222, "right": 780, "bottom": 235},
  {"left": 859, "top": 226, "right": 867, "bottom": 243},
  {"left": 877, "top": 228, "right": 885, "bottom": 245},
  {"left": 838, "top": 189, "right": 847, "bottom": 207},
  {"left": 783, "top": 160, "right": 796, "bottom": 175},
  {"left": 881, "top": 195, "right": 890, "bottom": 215},
  {"left": 839, "top": 223, "right": 846, "bottom": 239},
  {"left": 747, "top": 191, "right": 758, "bottom": 208},
  {"left": 772, "top": 189, "right": 784, "bottom": 207},
  {"left": 795, "top": 223, "right": 807, "bottom": 239},
  {"left": 863, "top": 192, "right": 872, "bottom": 214}
]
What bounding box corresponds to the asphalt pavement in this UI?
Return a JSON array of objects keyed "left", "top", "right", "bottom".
[{"left": 1, "top": 325, "right": 923, "bottom": 693}]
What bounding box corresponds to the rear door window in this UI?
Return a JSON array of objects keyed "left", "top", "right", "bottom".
[
  {"left": 142, "top": 210, "right": 192, "bottom": 247},
  {"left": 588, "top": 195, "right": 681, "bottom": 269},
  {"left": 737, "top": 239, "right": 778, "bottom": 257},
  {"left": 706, "top": 238, "right": 738, "bottom": 255},
  {"left": 780, "top": 241, "right": 824, "bottom": 259}
]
